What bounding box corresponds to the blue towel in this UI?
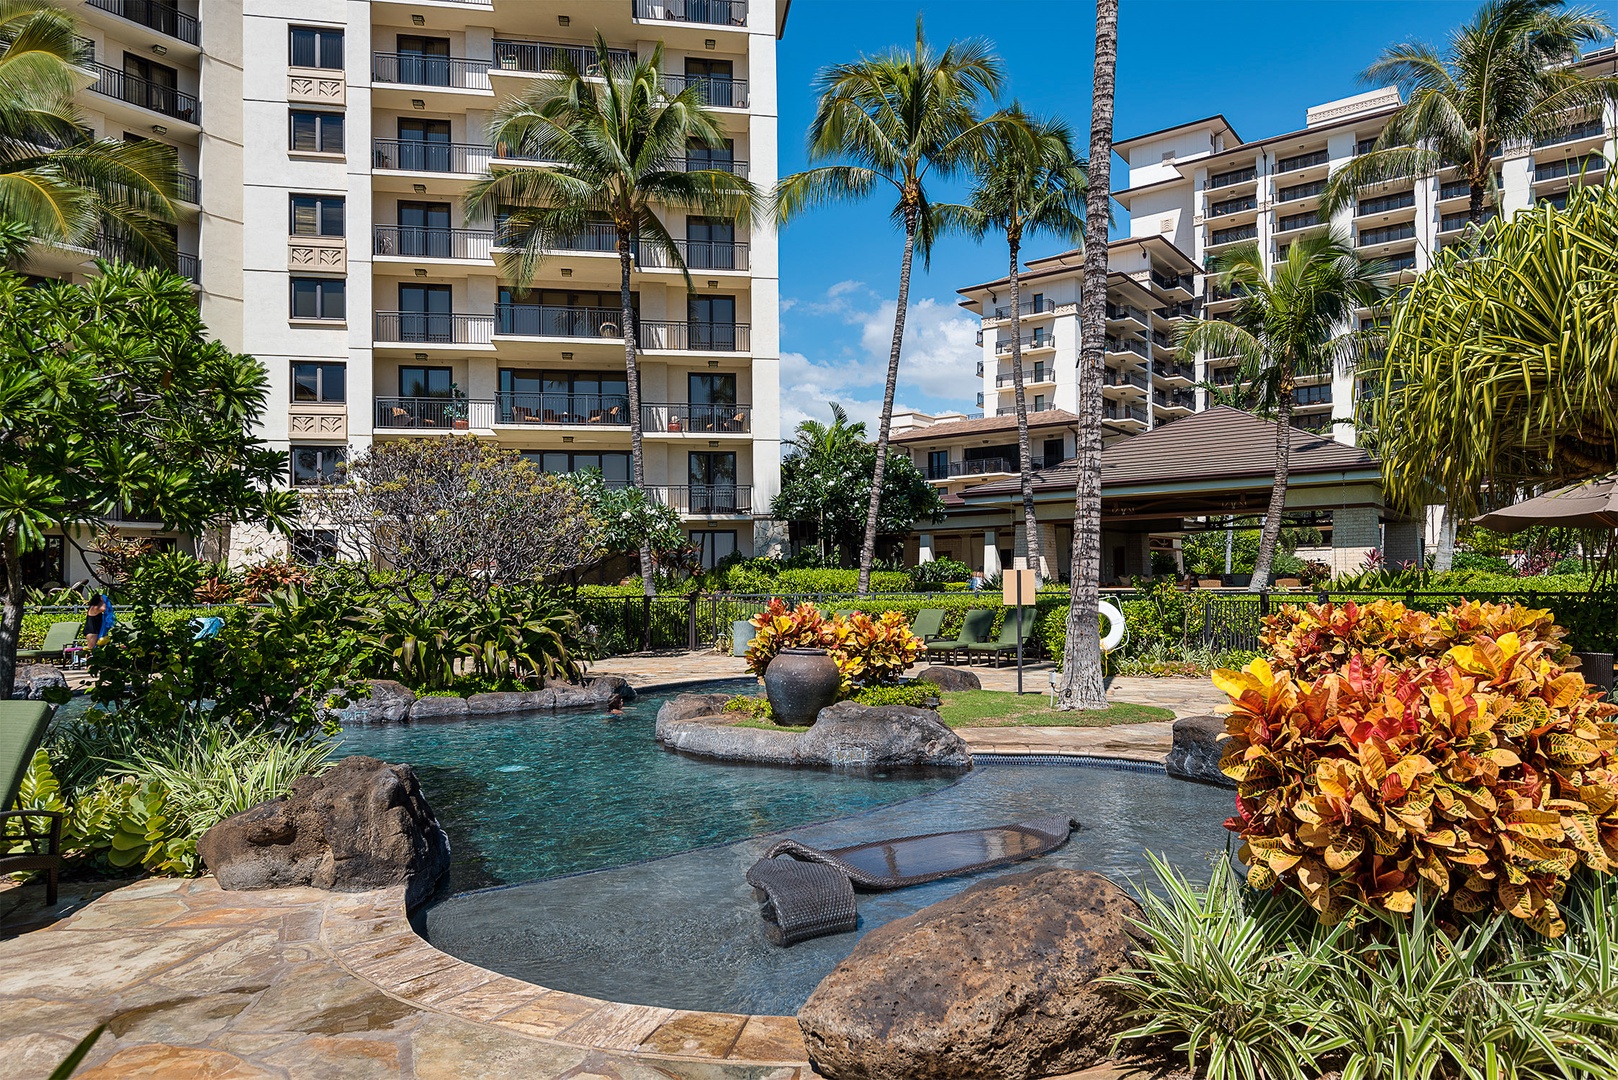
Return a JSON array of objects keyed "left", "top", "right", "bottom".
[{"left": 190, "top": 616, "right": 225, "bottom": 641}]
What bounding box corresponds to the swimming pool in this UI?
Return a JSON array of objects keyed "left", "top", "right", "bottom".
[{"left": 338, "top": 680, "right": 1238, "bottom": 1014}]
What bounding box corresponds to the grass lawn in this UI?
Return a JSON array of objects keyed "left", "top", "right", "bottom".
[{"left": 935, "top": 690, "right": 1174, "bottom": 729}]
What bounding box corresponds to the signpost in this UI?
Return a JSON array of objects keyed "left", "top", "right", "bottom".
[{"left": 1002, "top": 565, "right": 1038, "bottom": 694}]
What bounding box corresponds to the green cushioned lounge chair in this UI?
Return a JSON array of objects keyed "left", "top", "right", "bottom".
[
  {"left": 909, "top": 608, "right": 947, "bottom": 642},
  {"left": 966, "top": 617, "right": 1038, "bottom": 668},
  {"left": 16, "top": 621, "right": 82, "bottom": 665},
  {"left": 0, "top": 700, "right": 62, "bottom": 904},
  {"left": 925, "top": 608, "right": 995, "bottom": 665}
]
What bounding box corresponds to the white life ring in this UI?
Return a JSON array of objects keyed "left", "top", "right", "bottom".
[{"left": 1098, "top": 600, "right": 1127, "bottom": 654}]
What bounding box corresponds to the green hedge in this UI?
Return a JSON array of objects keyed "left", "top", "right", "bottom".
[{"left": 20, "top": 605, "right": 243, "bottom": 649}]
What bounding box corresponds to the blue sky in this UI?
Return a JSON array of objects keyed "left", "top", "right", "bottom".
[{"left": 773, "top": 0, "right": 1482, "bottom": 433}]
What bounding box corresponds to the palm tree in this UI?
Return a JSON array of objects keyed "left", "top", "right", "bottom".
[
  {"left": 782, "top": 403, "right": 868, "bottom": 563},
  {"left": 1323, "top": 0, "right": 1617, "bottom": 230},
  {"left": 0, "top": 0, "right": 180, "bottom": 264},
  {"left": 967, "top": 108, "right": 1087, "bottom": 586},
  {"left": 468, "top": 35, "right": 757, "bottom": 599},
  {"left": 1177, "top": 232, "right": 1391, "bottom": 592},
  {"left": 1053, "top": 0, "right": 1120, "bottom": 712},
  {"left": 775, "top": 20, "right": 1002, "bottom": 595}
]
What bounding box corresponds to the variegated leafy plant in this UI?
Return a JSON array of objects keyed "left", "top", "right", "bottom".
[
  {"left": 743, "top": 600, "right": 923, "bottom": 689},
  {"left": 1217, "top": 600, "right": 1618, "bottom": 936}
]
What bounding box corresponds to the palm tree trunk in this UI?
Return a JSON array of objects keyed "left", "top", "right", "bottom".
[
  {"left": 1250, "top": 373, "right": 1292, "bottom": 592},
  {"left": 1008, "top": 229, "right": 1043, "bottom": 584},
  {"left": 1433, "top": 509, "right": 1456, "bottom": 571},
  {"left": 856, "top": 204, "right": 918, "bottom": 596},
  {"left": 0, "top": 526, "right": 21, "bottom": 700},
  {"left": 1056, "top": 0, "right": 1117, "bottom": 711},
  {"left": 619, "top": 237, "right": 655, "bottom": 604},
  {"left": 1468, "top": 179, "right": 1485, "bottom": 226}
]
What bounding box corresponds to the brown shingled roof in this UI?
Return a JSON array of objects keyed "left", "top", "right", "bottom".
[
  {"left": 889, "top": 410, "right": 1080, "bottom": 444},
  {"left": 962, "top": 407, "right": 1378, "bottom": 497}
]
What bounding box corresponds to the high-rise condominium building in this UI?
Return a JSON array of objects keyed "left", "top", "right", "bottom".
[{"left": 35, "top": 0, "right": 786, "bottom": 586}]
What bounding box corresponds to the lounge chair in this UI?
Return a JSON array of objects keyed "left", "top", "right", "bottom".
[
  {"left": 965, "top": 616, "right": 1038, "bottom": 667},
  {"left": 16, "top": 621, "right": 82, "bottom": 665},
  {"left": 746, "top": 815, "right": 1078, "bottom": 945},
  {"left": 0, "top": 701, "right": 62, "bottom": 904},
  {"left": 924, "top": 608, "right": 994, "bottom": 664},
  {"left": 909, "top": 608, "right": 947, "bottom": 643}
]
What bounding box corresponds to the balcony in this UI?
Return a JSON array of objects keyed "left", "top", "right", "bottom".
[
  {"left": 633, "top": 0, "right": 749, "bottom": 27},
  {"left": 1209, "top": 223, "right": 1257, "bottom": 245},
  {"left": 1105, "top": 303, "right": 1147, "bottom": 325},
  {"left": 642, "top": 402, "right": 751, "bottom": 433},
  {"left": 1155, "top": 360, "right": 1196, "bottom": 383},
  {"left": 1163, "top": 300, "right": 1201, "bottom": 320},
  {"left": 1103, "top": 368, "right": 1150, "bottom": 391},
  {"left": 660, "top": 73, "right": 749, "bottom": 108},
  {"left": 995, "top": 366, "right": 1051, "bottom": 386},
  {"left": 994, "top": 404, "right": 1058, "bottom": 416},
  {"left": 670, "top": 155, "right": 749, "bottom": 177},
  {"left": 373, "top": 139, "right": 492, "bottom": 175},
  {"left": 1439, "top": 174, "right": 1501, "bottom": 202},
  {"left": 86, "top": 0, "right": 199, "bottom": 46},
  {"left": 492, "top": 40, "right": 636, "bottom": 74},
  {"left": 994, "top": 334, "right": 1054, "bottom": 354},
  {"left": 375, "top": 224, "right": 494, "bottom": 261},
  {"left": 375, "top": 396, "right": 496, "bottom": 430},
  {"left": 1439, "top": 209, "right": 1497, "bottom": 233},
  {"left": 176, "top": 171, "right": 199, "bottom": 204},
  {"left": 1207, "top": 166, "right": 1256, "bottom": 189},
  {"left": 640, "top": 320, "right": 750, "bottom": 351},
  {"left": 374, "top": 312, "right": 495, "bottom": 344},
  {"left": 373, "top": 53, "right": 492, "bottom": 91},
  {"left": 495, "top": 305, "right": 621, "bottom": 339},
  {"left": 648, "top": 485, "right": 752, "bottom": 515},
  {"left": 1103, "top": 402, "right": 1149, "bottom": 426},
  {"left": 1105, "top": 337, "right": 1148, "bottom": 360},
  {"left": 1208, "top": 194, "right": 1257, "bottom": 218},
  {"left": 637, "top": 238, "right": 751, "bottom": 272},
  {"left": 1277, "top": 179, "right": 1326, "bottom": 204},
  {"left": 1210, "top": 367, "right": 1240, "bottom": 387},
  {"left": 1358, "top": 222, "right": 1416, "bottom": 246},
  {"left": 1378, "top": 252, "right": 1418, "bottom": 273},
  {"left": 1276, "top": 148, "right": 1329, "bottom": 173},
  {"left": 1534, "top": 154, "right": 1607, "bottom": 182},
  {"left": 497, "top": 393, "right": 629, "bottom": 425},
  {"left": 177, "top": 252, "right": 199, "bottom": 283},
  {"left": 928, "top": 457, "right": 1052, "bottom": 480},
  {"left": 88, "top": 63, "right": 199, "bottom": 123},
  {"left": 1356, "top": 190, "right": 1415, "bottom": 216},
  {"left": 1293, "top": 384, "right": 1333, "bottom": 407},
  {"left": 1152, "top": 389, "right": 1195, "bottom": 411},
  {"left": 1151, "top": 268, "right": 1194, "bottom": 293},
  {"left": 991, "top": 297, "right": 1056, "bottom": 320},
  {"left": 1535, "top": 117, "right": 1605, "bottom": 148}
]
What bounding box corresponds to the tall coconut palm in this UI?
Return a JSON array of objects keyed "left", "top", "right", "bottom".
[
  {"left": 468, "top": 35, "right": 757, "bottom": 599},
  {"left": 1053, "top": 0, "right": 1120, "bottom": 712},
  {"left": 1177, "top": 232, "right": 1391, "bottom": 592},
  {"left": 0, "top": 0, "right": 180, "bottom": 264},
  {"left": 967, "top": 108, "right": 1087, "bottom": 586},
  {"left": 1323, "top": 0, "right": 1618, "bottom": 229},
  {"left": 775, "top": 21, "right": 1002, "bottom": 595}
]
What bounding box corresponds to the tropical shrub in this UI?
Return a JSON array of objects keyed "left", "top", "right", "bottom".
[
  {"left": 127, "top": 549, "right": 210, "bottom": 605},
  {"left": 1217, "top": 599, "right": 1618, "bottom": 935},
  {"left": 908, "top": 557, "right": 972, "bottom": 589},
  {"left": 743, "top": 599, "right": 923, "bottom": 689},
  {"left": 850, "top": 681, "right": 936, "bottom": 709},
  {"left": 238, "top": 558, "right": 310, "bottom": 603},
  {"left": 839, "top": 610, "right": 926, "bottom": 685}
]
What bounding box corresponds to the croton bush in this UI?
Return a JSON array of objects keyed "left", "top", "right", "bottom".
[
  {"left": 1216, "top": 599, "right": 1618, "bottom": 936},
  {"left": 744, "top": 599, "right": 924, "bottom": 689}
]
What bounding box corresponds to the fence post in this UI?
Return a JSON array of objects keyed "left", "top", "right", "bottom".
[
  {"left": 1405, "top": 588, "right": 1415, "bottom": 607},
  {"left": 640, "top": 596, "right": 652, "bottom": 652},
  {"left": 687, "top": 595, "right": 700, "bottom": 651},
  {"left": 1259, "top": 590, "right": 1270, "bottom": 617},
  {"left": 1317, "top": 588, "right": 1329, "bottom": 604}
]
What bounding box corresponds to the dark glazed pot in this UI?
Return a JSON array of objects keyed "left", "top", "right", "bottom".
[{"left": 763, "top": 648, "right": 841, "bottom": 727}]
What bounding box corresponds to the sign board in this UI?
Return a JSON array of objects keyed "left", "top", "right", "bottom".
[{"left": 1001, "top": 569, "right": 1038, "bottom": 607}]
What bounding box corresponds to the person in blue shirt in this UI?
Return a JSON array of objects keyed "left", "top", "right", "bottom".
[{"left": 84, "top": 593, "right": 115, "bottom": 653}]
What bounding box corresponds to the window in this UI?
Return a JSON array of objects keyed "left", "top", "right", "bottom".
[
  {"left": 690, "top": 530, "right": 738, "bottom": 570},
  {"left": 395, "top": 35, "right": 450, "bottom": 86},
  {"left": 292, "top": 362, "right": 345, "bottom": 402},
  {"left": 122, "top": 52, "right": 180, "bottom": 115},
  {"left": 290, "top": 26, "right": 343, "bottom": 70},
  {"left": 291, "top": 445, "right": 345, "bottom": 486},
  {"left": 1042, "top": 438, "right": 1065, "bottom": 467},
  {"left": 290, "top": 110, "right": 344, "bottom": 154},
  {"left": 927, "top": 449, "right": 949, "bottom": 480},
  {"left": 684, "top": 57, "right": 738, "bottom": 107},
  {"left": 499, "top": 369, "right": 627, "bottom": 423},
  {"left": 290, "top": 277, "right": 345, "bottom": 320},
  {"left": 686, "top": 136, "right": 735, "bottom": 172},
  {"left": 290, "top": 194, "right": 345, "bottom": 237},
  {"left": 689, "top": 451, "right": 739, "bottom": 511},
  {"left": 686, "top": 216, "right": 737, "bottom": 269},
  {"left": 397, "top": 283, "right": 452, "bottom": 341},
  {"left": 290, "top": 529, "right": 339, "bottom": 565},
  {"left": 398, "top": 366, "right": 453, "bottom": 398},
  {"left": 521, "top": 451, "right": 631, "bottom": 486}
]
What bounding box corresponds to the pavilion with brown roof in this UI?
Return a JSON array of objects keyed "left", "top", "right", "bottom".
[{"left": 902, "top": 407, "right": 1419, "bottom": 583}]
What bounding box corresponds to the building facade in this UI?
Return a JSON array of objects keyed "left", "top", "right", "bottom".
[{"left": 34, "top": 0, "right": 786, "bottom": 586}]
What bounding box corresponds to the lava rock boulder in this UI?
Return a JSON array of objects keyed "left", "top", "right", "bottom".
[
  {"left": 798, "top": 867, "right": 1148, "bottom": 1080},
  {"left": 198, "top": 756, "right": 451, "bottom": 908},
  {"left": 11, "top": 665, "right": 68, "bottom": 701},
  {"left": 914, "top": 666, "right": 981, "bottom": 692},
  {"left": 1164, "top": 714, "right": 1236, "bottom": 788},
  {"left": 796, "top": 701, "right": 970, "bottom": 768}
]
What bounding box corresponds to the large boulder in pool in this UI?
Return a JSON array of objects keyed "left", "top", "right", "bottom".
[
  {"left": 324, "top": 679, "right": 416, "bottom": 725},
  {"left": 655, "top": 691, "right": 737, "bottom": 728},
  {"left": 1164, "top": 714, "right": 1236, "bottom": 788},
  {"left": 798, "top": 701, "right": 970, "bottom": 769},
  {"left": 198, "top": 756, "right": 450, "bottom": 908},
  {"left": 798, "top": 867, "right": 1147, "bottom": 1080},
  {"left": 12, "top": 664, "right": 68, "bottom": 701}
]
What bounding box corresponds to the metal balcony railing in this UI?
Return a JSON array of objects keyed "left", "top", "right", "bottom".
[
  {"left": 1208, "top": 166, "right": 1256, "bottom": 189},
  {"left": 374, "top": 311, "right": 495, "bottom": 344},
  {"left": 177, "top": 252, "right": 199, "bottom": 283},
  {"left": 491, "top": 220, "right": 618, "bottom": 253},
  {"left": 1276, "top": 149, "right": 1329, "bottom": 173},
  {"left": 1276, "top": 210, "right": 1320, "bottom": 232},
  {"left": 1152, "top": 269, "right": 1193, "bottom": 291},
  {"left": 990, "top": 297, "right": 1056, "bottom": 320},
  {"left": 994, "top": 334, "right": 1053, "bottom": 354},
  {"left": 994, "top": 404, "right": 1057, "bottom": 416},
  {"left": 673, "top": 155, "right": 749, "bottom": 176},
  {"left": 492, "top": 40, "right": 635, "bottom": 74},
  {"left": 1357, "top": 190, "right": 1416, "bottom": 215},
  {"left": 642, "top": 402, "right": 751, "bottom": 432},
  {"left": 1105, "top": 337, "right": 1148, "bottom": 358},
  {"left": 660, "top": 73, "right": 748, "bottom": 108},
  {"left": 495, "top": 305, "right": 622, "bottom": 338},
  {"left": 1155, "top": 361, "right": 1196, "bottom": 382},
  {"left": 1535, "top": 118, "right": 1605, "bottom": 148},
  {"left": 497, "top": 393, "right": 629, "bottom": 425},
  {"left": 647, "top": 485, "right": 752, "bottom": 514},
  {"left": 88, "top": 63, "right": 199, "bottom": 122},
  {"left": 176, "top": 171, "right": 199, "bottom": 203},
  {"left": 1103, "top": 403, "right": 1149, "bottom": 423},
  {"left": 1105, "top": 303, "right": 1146, "bottom": 323},
  {"left": 1209, "top": 194, "right": 1257, "bottom": 217},
  {"left": 633, "top": 0, "right": 748, "bottom": 27},
  {"left": 375, "top": 225, "right": 494, "bottom": 261},
  {"left": 1152, "top": 390, "right": 1195, "bottom": 409},
  {"left": 1439, "top": 209, "right": 1498, "bottom": 232},
  {"left": 375, "top": 396, "right": 497, "bottom": 429},
  {"left": 1277, "top": 179, "right": 1327, "bottom": 203},
  {"left": 1104, "top": 369, "right": 1150, "bottom": 390},
  {"left": 1358, "top": 222, "right": 1416, "bottom": 246},
  {"left": 639, "top": 320, "right": 749, "bottom": 351},
  {"left": 373, "top": 52, "right": 492, "bottom": 91},
  {"left": 86, "top": 0, "right": 199, "bottom": 46},
  {"left": 1210, "top": 223, "right": 1258, "bottom": 245},
  {"left": 373, "top": 139, "right": 492, "bottom": 174},
  {"left": 637, "top": 238, "right": 751, "bottom": 271},
  {"left": 1534, "top": 154, "right": 1607, "bottom": 181},
  {"left": 995, "top": 367, "right": 1049, "bottom": 386}
]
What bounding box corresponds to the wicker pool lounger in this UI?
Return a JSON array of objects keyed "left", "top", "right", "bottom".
[{"left": 745, "top": 814, "right": 1079, "bottom": 945}]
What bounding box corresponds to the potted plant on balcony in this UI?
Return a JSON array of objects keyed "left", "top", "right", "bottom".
[{"left": 448, "top": 383, "right": 470, "bottom": 430}]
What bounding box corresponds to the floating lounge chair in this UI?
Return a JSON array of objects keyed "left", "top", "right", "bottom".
[
  {"left": 924, "top": 608, "right": 994, "bottom": 664},
  {"left": 745, "top": 814, "right": 1079, "bottom": 945}
]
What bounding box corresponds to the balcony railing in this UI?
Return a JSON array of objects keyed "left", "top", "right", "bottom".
[
  {"left": 176, "top": 171, "right": 199, "bottom": 203},
  {"left": 633, "top": 0, "right": 748, "bottom": 27},
  {"left": 1535, "top": 118, "right": 1605, "bottom": 148},
  {"left": 373, "top": 52, "right": 492, "bottom": 91},
  {"left": 991, "top": 297, "right": 1056, "bottom": 319},
  {"left": 642, "top": 402, "right": 751, "bottom": 433},
  {"left": 375, "top": 396, "right": 497, "bottom": 429},
  {"left": 1276, "top": 148, "right": 1329, "bottom": 173},
  {"left": 1357, "top": 190, "right": 1415, "bottom": 215},
  {"left": 1534, "top": 154, "right": 1607, "bottom": 182},
  {"left": 1105, "top": 303, "right": 1146, "bottom": 323},
  {"left": 928, "top": 457, "right": 1052, "bottom": 480},
  {"left": 994, "top": 334, "right": 1054, "bottom": 354},
  {"left": 648, "top": 485, "right": 752, "bottom": 514},
  {"left": 177, "top": 252, "right": 199, "bottom": 283},
  {"left": 1105, "top": 337, "right": 1148, "bottom": 358},
  {"left": 1276, "top": 210, "right": 1320, "bottom": 232},
  {"left": 1209, "top": 194, "right": 1257, "bottom": 217},
  {"left": 495, "top": 305, "right": 621, "bottom": 338},
  {"left": 373, "top": 139, "right": 492, "bottom": 174},
  {"left": 1152, "top": 269, "right": 1193, "bottom": 291},
  {"left": 994, "top": 404, "right": 1057, "bottom": 416},
  {"left": 1104, "top": 369, "right": 1150, "bottom": 390},
  {"left": 637, "top": 238, "right": 751, "bottom": 271},
  {"left": 1380, "top": 252, "right": 1418, "bottom": 272},
  {"left": 494, "top": 220, "right": 617, "bottom": 253},
  {"left": 995, "top": 366, "right": 1049, "bottom": 386},
  {"left": 86, "top": 0, "right": 199, "bottom": 46},
  {"left": 1439, "top": 209, "right": 1498, "bottom": 232},
  {"left": 1164, "top": 300, "right": 1201, "bottom": 319},
  {"left": 640, "top": 320, "right": 749, "bottom": 351},
  {"left": 672, "top": 155, "right": 749, "bottom": 177},
  {"left": 492, "top": 39, "right": 635, "bottom": 74},
  {"left": 1208, "top": 166, "right": 1256, "bottom": 189},
  {"left": 1277, "top": 179, "right": 1326, "bottom": 203},
  {"left": 1103, "top": 403, "right": 1149, "bottom": 423},
  {"left": 497, "top": 393, "right": 629, "bottom": 425},
  {"left": 375, "top": 225, "right": 494, "bottom": 261},
  {"left": 374, "top": 311, "right": 495, "bottom": 344},
  {"left": 88, "top": 63, "right": 199, "bottom": 122},
  {"left": 1210, "top": 223, "right": 1257, "bottom": 245},
  {"left": 1358, "top": 222, "right": 1416, "bottom": 246},
  {"left": 1439, "top": 175, "right": 1500, "bottom": 201},
  {"left": 1293, "top": 384, "right": 1333, "bottom": 406},
  {"left": 1155, "top": 361, "right": 1196, "bottom": 382},
  {"left": 660, "top": 73, "right": 748, "bottom": 108},
  {"left": 1152, "top": 389, "right": 1195, "bottom": 410},
  {"left": 1210, "top": 367, "right": 1240, "bottom": 386}
]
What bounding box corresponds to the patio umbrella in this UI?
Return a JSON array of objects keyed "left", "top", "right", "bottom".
[{"left": 1473, "top": 475, "right": 1618, "bottom": 533}]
